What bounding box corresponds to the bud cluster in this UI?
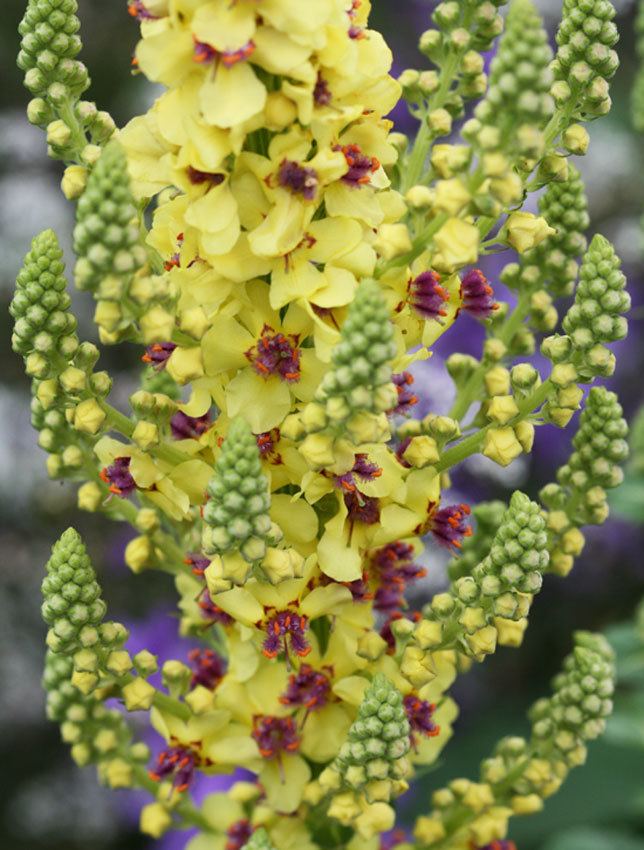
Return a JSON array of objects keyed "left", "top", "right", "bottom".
[
  {"left": 73, "top": 142, "right": 148, "bottom": 327},
  {"left": 541, "top": 386, "right": 629, "bottom": 576},
  {"left": 43, "top": 649, "right": 148, "bottom": 787},
  {"left": 543, "top": 234, "right": 629, "bottom": 385},
  {"left": 502, "top": 165, "right": 589, "bottom": 306},
  {"left": 296, "top": 280, "right": 397, "bottom": 449},
  {"left": 552, "top": 0, "right": 620, "bottom": 119},
  {"left": 319, "top": 674, "right": 411, "bottom": 836},
  {"left": 18, "top": 0, "right": 115, "bottom": 169},
  {"left": 202, "top": 418, "right": 272, "bottom": 559},
  {"left": 418, "top": 492, "right": 549, "bottom": 660},
  {"left": 414, "top": 632, "right": 615, "bottom": 848},
  {"left": 473, "top": 0, "right": 554, "bottom": 164},
  {"left": 11, "top": 230, "right": 111, "bottom": 476}
]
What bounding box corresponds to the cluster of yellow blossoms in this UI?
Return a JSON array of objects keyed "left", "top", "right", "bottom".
[{"left": 14, "top": 0, "right": 630, "bottom": 848}]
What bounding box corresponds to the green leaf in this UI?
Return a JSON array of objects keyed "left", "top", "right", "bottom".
[
  {"left": 609, "top": 475, "right": 644, "bottom": 523},
  {"left": 542, "top": 828, "right": 644, "bottom": 850}
]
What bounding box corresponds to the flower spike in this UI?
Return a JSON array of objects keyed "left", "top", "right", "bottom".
[
  {"left": 202, "top": 417, "right": 273, "bottom": 564},
  {"left": 73, "top": 141, "right": 146, "bottom": 297}
]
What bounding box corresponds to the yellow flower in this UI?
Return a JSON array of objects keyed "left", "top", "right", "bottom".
[
  {"left": 433, "top": 218, "right": 480, "bottom": 271},
  {"left": 200, "top": 280, "right": 322, "bottom": 432},
  {"left": 300, "top": 445, "right": 406, "bottom": 581},
  {"left": 504, "top": 212, "right": 556, "bottom": 254}
]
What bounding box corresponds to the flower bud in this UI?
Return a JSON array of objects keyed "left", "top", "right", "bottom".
[{"left": 504, "top": 212, "right": 556, "bottom": 254}]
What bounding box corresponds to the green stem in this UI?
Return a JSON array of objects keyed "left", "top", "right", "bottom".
[
  {"left": 103, "top": 402, "right": 135, "bottom": 437},
  {"left": 102, "top": 402, "right": 194, "bottom": 466},
  {"left": 151, "top": 690, "right": 192, "bottom": 721},
  {"left": 58, "top": 97, "right": 87, "bottom": 163},
  {"left": 403, "top": 120, "right": 433, "bottom": 193}
]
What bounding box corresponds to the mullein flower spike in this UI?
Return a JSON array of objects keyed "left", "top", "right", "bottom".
[
  {"left": 546, "top": 233, "right": 630, "bottom": 382},
  {"left": 301, "top": 279, "right": 398, "bottom": 442},
  {"left": 18, "top": 0, "right": 87, "bottom": 105},
  {"left": 474, "top": 0, "right": 554, "bottom": 160},
  {"left": 502, "top": 165, "right": 589, "bottom": 303},
  {"left": 202, "top": 417, "right": 273, "bottom": 566},
  {"left": 419, "top": 492, "right": 549, "bottom": 659},
  {"left": 415, "top": 633, "right": 615, "bottom": 848},
  {"left": 326, "top": 674, "right": 411, "bottom": 792},
  {"left": 552, "top": 0, "right": 619, "bottom": 119},
  {"left": 73, "top": 141, "right": 147, "bottom": 297},
  {"left": 13, "top": 0, "right": 632, "bottom": 845},
  {"left": 41, "top": 528, "right": 127, "bottom": 658},
  {"left": 541, "top": 386, "right": 629, "bottom": 576},
  {"left": 10, "top": 229, "right": 78, "bottom": 373}
]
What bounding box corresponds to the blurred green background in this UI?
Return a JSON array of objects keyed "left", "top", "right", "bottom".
[{"left": 0, "top": 1, "right": 643, "bottom": 849}]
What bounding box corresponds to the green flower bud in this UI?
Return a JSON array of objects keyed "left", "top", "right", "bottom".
[
  {"left": 241, "top": 829, "right": 277, "bottom": 850},
  {"left": 446, "top": 353, "right": 480, "bottom": 387},
  {"left": 474, "top": 0, "right": 554, "bottom": 156},
  {"left": 202, "top": 417, "right": 272, "bottom": 562},
  {"left": 534, "top": 165, "right": 590, "bottom": 297},
  {"left": 41, "top": 528, "right": 108, "bottom": 654},
  {"left": 528, "top": 631, "right": 614, "bottom": 768},
  {"left": 632, "top": 1, "right": 644, "bottom": 131},
  {"left": 552, "top": 0, "right": 619, "bottom": 119},
  {"left": 17, "top": 0, "right": 88, "bottom": 99},
  {"left": 561, "top": 234, "right": 629, "bottom": 378},
  {"left": 311, "top": 280, "right": 397, "bottom": 433},
  {"left": 73, "top": 141, "right": 146, "bottom": 293},
  {"left": 558, "top": 386, "right": 628, "bottom": 497},
  {"left": 333, "top": 674, "right": 410, "bottom": 792},
  {"left": 10, "top": 229, "right": 78, "bottom": 367}
]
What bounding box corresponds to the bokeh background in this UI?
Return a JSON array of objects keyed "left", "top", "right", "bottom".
[{"left": 0, "top": 1, "right": 643, "bottom": 849}]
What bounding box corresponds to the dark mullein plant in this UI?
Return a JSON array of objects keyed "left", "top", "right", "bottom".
[{"left": 12, "top": 0, "right": 633, "bottom": 847}]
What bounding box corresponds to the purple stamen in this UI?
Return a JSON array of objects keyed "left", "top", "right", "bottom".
[
  {"left": 391, "top": 372, "right": 418, "bottom": 414},
  {"left": 280, "top": 664, "right": 332, "bottom": 711},
  {"left": 262, "top": 610, "right": 311, "bottom": 660},
  {"left": 430, "top": 502, "right": 473, "bottom": 551},
  {"left": 149, "top": 744, "right": 201, "bottom": 792},
  {"left": 142, "top": 341, "right": 176, "bottom": 370},
  {"left": 278, "top": 160, "right": 319, "bottom": 200},
  {"left": 170, "top": 410, "right": 212, "bottom": 440},
  {"left": 460, "top": 268, "right": 499, "bottom": 319},
  {"left": 404, "top": 694, "right": 440, "bottom": 748},
  {"left": 188, "top": 648, "right": 226, "bottom": 690},
  {"left": 408, "top": 271, "right": 449, "bottom": 321},
  {"left": 100, "top": 457, "right": 136, "bottom": 498},
  {"left": 252, "top": 715, "right": 301, "bottom": 759},
  {"left": 246, "top": 326, "right": 301, "bottom": 382}
]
